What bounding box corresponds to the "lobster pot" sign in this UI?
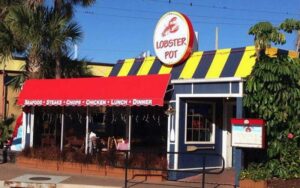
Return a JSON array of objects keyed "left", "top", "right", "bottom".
[{"left": 153, "top": 11, "right": 195, "bottom": 66}]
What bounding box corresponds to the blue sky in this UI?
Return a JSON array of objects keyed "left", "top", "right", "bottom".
[{"left": 73, "top": 0, "right": 300, "bottom": 64}]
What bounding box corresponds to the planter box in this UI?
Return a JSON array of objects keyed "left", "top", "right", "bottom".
[
  {"left": 16, "top": 156, "right": 166, "bottom": 182},
  {"left": 81, "top": 164, "right": 107, "bottom": 176},
  {"left": 36, "top": 159, "right": 58, "bottom": 171},
  {"left": 106, "top": 166, "right": 126, "bottom": 178},
  {"left": 59, "top": 161, "right": 82, "bottom": 174},
  {"left": 240, "top": 179, "right": 267, "bottom": 188},
  {"left": 16, "top": 156, "right": 38, "bottom": 168}
]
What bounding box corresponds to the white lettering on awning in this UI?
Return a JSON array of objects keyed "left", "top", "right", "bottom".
[
  {"left": 133, "top": 99, "right": 152, "bottom": 105},
  {"left": 66, "top": 100, "right": 82, "bottom": 106},
  {"left": 46, "top": 100, "right": 62, "bottom": 105},
  {"left": 111, "top": 100, "right": 128, "bottom": 105},
  {"left": 24, "top": 100, "right": 43, "bottom": 106},
  {"left": 86, "top": 100, "right": 107, "bottom": 106}
]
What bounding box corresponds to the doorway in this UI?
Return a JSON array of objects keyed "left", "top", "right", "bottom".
[{"left": 223, "top": 100, "right": 236, "bottom": 168}]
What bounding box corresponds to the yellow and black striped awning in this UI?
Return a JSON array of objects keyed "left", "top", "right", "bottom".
[{"left": 109, "top": 46, "right": 299, "bottom": 79}]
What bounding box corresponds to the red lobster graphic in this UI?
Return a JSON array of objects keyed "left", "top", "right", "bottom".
[{"left": 162, "top": 17, "right": 179, "bottom": 37}]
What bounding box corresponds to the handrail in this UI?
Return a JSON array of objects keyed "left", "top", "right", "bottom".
[{"left": 111, "top": 150, "right": 225, "bottom": 188}]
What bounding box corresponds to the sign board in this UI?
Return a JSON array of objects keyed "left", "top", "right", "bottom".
[
  {"left": 24, "top": 99, "right": 153, "bottom": 106},
  {"left": 231, "top": 118, "right": 266, "bottom": 149},
  {"left": 153, "top": 11, "right": 194, "bottom": 66}
]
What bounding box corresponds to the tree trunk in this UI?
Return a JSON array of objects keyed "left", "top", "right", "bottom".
[
  {"left": 55, "top": 56, "right": 61, "bottom": 79},
  {"left": 27, "top": 53, "right": 41, "bottom": 79},
  {"left": 54, "top": 0, "right": 63, "bottom": 13}
]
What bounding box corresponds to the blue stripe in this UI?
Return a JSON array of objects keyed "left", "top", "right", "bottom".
[
  {"left": 193, "top": 51, "right": 216, "bottom": 78},
  {"left": 221, "top": 47, "right": 245, "bottom": 77},
  {"left": 128, "top": 58, "right": 144, "bottom": 75},
  {"left": 109, "top": 60, "right": 124, "bottom": 76},
  {"left": 277, "top": 49, "right": 288, "bottom": 56},
  {"left": 149, "top": 58, "right": 162, "bottom": 75},
  {"left": 171, "top": 62, "right": 185, "bottom": 79}
]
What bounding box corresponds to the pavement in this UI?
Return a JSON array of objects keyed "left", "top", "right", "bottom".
[{"left": 0, "top": 163, "right": 236, "bottom": 188}]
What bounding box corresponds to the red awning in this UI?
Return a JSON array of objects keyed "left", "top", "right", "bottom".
[{"left": 18, "top": 74, "right": 170, "bottom": 107}]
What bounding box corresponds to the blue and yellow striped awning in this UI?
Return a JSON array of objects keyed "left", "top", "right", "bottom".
[{"left": 109, "top": 46, "right": 299, "bottom": 79}]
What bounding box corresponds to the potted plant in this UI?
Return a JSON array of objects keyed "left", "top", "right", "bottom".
[{"left": 239, "top": 163, "right": 270, "bottom": 188}]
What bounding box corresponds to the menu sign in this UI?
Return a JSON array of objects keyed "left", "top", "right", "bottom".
[{"left": 231, "top": 119, "right": 266, "bottom": 149}]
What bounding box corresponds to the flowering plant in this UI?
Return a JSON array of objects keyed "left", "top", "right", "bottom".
[
  {"left": 287, "top": 133, "right": 294, "bottom": 139},
  {"left": 244, "top": 54, "right": 300, "bottom": 179}
]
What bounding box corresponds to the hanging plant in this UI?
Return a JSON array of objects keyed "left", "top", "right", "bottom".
[{"left": 164, "top": 106, "right": 175, "bottom": 115}]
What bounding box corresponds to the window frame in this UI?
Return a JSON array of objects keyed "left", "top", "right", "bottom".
[{"left": 184, "top": 101, "right": 216, "bottom": 144}]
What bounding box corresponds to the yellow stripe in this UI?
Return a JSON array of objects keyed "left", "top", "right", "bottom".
[
  {"left": 117, "top": 59, "right": 135, "bottom": 76},
  {"left": 158, "top": 65, "right": 172, "bottom": 74},
  {"left": 234, "top": 46, "right": 256, "bottom": 78},
  {"left": 288, "top": 50, "right": 299, "bottom": 58},
  {"left": 137, "top": 57, "right": 155, "bottom": 76},
  {"left": 179, "top": 52, "right": 203, "bottom": 79},
  {"left": 265, "top": 47, "right": 278, "bottom": 58},
  {"left": 205, "top": 48, "right": 231, "bottom": 79}
]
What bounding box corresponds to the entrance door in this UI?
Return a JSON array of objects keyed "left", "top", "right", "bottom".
[{"left": 223, "top": 101, "right": 236, "bottom": 168}]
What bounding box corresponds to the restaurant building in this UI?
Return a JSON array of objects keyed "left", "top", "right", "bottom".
[{"left": 16, "top": 11, "right": 299, "bottom": 180}]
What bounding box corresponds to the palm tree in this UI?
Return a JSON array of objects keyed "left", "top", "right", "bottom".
[
  {"left": 0, "top": 20, "right": 24, "bottom": 79},
  {"left": 54, "top": 0, "right": 95, "bottom": 17},
  {"left": 45, "top": 9, "right": 82, "bottom": 78},
  {"left": 25, "top": 0, "right": 95, "bottom": 17},
  {"left": 5, "top": 6, "right": 48, "bottom": 79},
  {"left": 249, "top": 22, "right": 286, "bottom": 59},
  {"left": 0, "top": 0, "right": 23, "bottom": 20},
  {"left": 0, "top": 22, "right": 15, "bottom": 62},
  {"left": 5, "top": 5, "right": 82, "bottom": 79},
  {"left": 24, "top": 0, "right": 92, "bottom": 79}
]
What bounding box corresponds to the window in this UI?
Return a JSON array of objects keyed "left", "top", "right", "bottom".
[{"left": 185, "top": 102, "right": 215, "bottom": 143}]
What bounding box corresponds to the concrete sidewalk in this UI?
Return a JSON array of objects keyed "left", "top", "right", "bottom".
[{"left": 0, "top": 163, "right": 236, "bottom": 188}]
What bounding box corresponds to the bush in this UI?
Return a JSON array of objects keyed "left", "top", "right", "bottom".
[
  {"left": 240, "top": 163, "right": 271, "bottom": 181},
  {"left": 244, "top": 54, "right": 300, "bottom": 180},
  {"left": 0, "top": 116, "right": 14, "bottom": 148}
]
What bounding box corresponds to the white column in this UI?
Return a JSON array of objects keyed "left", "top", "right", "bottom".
[
  {"left": 222, "top": 100, "right": 228, "bottom": 167},
  {"left": 85, "top": 106, "right": 89, "bottom": 154},
  {"left": 167, "top": 112, "right": 171, "bottom": 168},
  {"left": 128, "top": 108, "right": 132, "bottom": 150},
  {"left": 60, "top": 107, "right": 65, "bottom": 151},
  {"left": 29, "top": 106, "right": 35, "bottom": 147},
  {"left": 21, "top": 111, "right": 26, "bottom": 149}
]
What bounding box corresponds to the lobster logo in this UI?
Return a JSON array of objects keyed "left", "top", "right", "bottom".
[{"left": 162, "top": 17, "right": 179, "bottom": 37}]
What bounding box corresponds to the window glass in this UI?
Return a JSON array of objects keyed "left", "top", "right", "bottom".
[{"left": 186, "top": 102, "right": 214, "bottom": 143}]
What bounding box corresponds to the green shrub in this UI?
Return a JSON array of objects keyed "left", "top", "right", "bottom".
[
  {"left": 244, "top": 54, "right": 300, "bottom": 180},
  {"left": 240, "top": 163, "right": 271, "bottom": 181},
  {"left": 0, "top": 116, "right": 14, "bottom": 148}
]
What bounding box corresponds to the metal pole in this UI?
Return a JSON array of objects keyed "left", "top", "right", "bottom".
[
  {"left": 2, "top": 61, "right": 6, "bottom": 119},
  {"left": 128, "top": 108, "right": 131, "bottom": 150},
  {"left": 202, "top": 156, "right": 206, "bottom": 188},
  {"left": 60, "top": 107, "right": 64, "bottom": 152},
  {"left": 85, "top": 106, "right": 89, "bottom": 154},
  {"left": 215, "top": 27, "right": 219, "bottom": 50},
  {"left": 124, "top": 151, "right": 128, "bottom": 188}
]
